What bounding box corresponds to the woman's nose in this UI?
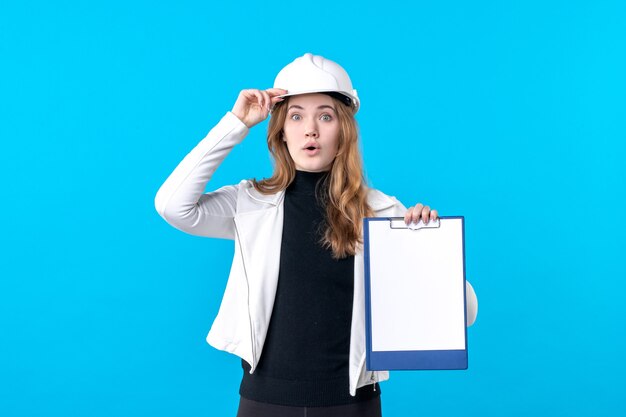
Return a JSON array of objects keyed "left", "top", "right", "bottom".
[{"left": 305, "top": 121, "right": 318, "bottom": 138}]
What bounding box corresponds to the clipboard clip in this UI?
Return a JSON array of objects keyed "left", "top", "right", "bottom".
[{"left": 389, "top": 218, "right": 441, "bottom": 230}]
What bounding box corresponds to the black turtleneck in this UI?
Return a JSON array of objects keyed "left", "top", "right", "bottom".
[{"left": 239, "top": 170, "right": 380, "bottom": 406}]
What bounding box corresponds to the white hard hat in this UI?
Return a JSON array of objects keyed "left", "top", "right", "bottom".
[{"left": 273, "top": 53, "right": 360, "bottom": 113}]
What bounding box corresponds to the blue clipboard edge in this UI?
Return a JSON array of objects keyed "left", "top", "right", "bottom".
[
  {"left": 363, "top": 216, "right": 468, "bottom": 371},
  {"left": 368, "top": 349, "right": 467, "bottom": 371}
]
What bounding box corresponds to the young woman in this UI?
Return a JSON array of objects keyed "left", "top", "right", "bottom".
[{"left": 155, "top": 53, "right": 478, "bottom": 417}]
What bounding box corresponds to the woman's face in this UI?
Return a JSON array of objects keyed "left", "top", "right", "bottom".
[{"left": 282, "top": 93, "right": 340, "bottom": 172}]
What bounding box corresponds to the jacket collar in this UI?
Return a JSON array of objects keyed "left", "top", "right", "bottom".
[{"left": 245, "top": 184, "right": 284, "bottom": 206}]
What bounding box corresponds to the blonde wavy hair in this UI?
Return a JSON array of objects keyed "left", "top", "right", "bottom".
[{"left": 252, "top": 95, "right": 373, "bottom": 259}]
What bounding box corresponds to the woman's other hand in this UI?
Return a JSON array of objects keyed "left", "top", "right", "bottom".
[
  {"left": 404, "top": 203, "right": 439, "bottom": 225},
  {"left": 231, "top": 88, "right": 287, "bottom": 128}
]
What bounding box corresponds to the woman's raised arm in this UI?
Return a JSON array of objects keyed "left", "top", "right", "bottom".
[
  {"left": 154, "top": 88, "right": 285, "bottom": 239},
  {"left": 154, "top": 111, "right": 248, "bottom": 239}
]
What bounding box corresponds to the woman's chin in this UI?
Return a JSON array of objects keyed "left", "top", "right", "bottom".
[{"left": 295, "top": 165, "right": 331, "bottom": 173}]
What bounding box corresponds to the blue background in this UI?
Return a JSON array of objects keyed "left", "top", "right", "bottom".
[{"left": 1, "top": 1, "right": 625, "bottom": 416}]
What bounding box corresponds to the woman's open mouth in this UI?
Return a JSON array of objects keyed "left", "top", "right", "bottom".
[{"left": 303, "top": 141, "right": 320, "bottom": 156}]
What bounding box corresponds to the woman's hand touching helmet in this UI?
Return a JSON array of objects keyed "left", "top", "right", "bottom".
[{"left": 231, "top": 88, "right": 287, "bottom": 128}]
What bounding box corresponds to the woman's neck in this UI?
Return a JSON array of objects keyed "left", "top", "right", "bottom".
[{"left": 288, "top": 170, "right": 330, "bottom": 195}]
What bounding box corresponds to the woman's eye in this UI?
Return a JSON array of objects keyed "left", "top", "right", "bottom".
[
  {"left": 320, "top": 114, "right": 332, "bottom": 121},
  {"left": 290, "top": 114, "right": 301, "bottom": 121}
]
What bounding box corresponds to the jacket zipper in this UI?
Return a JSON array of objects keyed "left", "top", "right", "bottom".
[{"left": 234, "top": 220, "right": 256, "bottom": 370}]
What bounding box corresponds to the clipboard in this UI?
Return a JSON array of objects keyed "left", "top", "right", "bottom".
[{"left": 363, "top": 216, "right": 468, "bottom": 370}]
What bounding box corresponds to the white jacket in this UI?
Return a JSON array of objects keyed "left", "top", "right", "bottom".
[{"left": 154, "top": 111, "right": 478, "bottom": 396}]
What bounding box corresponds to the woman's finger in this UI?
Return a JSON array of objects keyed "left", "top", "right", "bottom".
[
  {"left": 241, "top": 90, "right": 259, "bottom": 110},
  {"left": 421, "top": 205, "right": 431, "bottom": 223},
  {"left": 405, "top": 204, "right": 423, "bottom": 224},
  {"left": 270, "top": 94, "right": 285, "bottom": 104},
  {"left": 266, "top": 87, "right": 288, "bottom": 97},
  {"left": 404, "top": 207, "right": 413, "bottom": 224},
  {"left": 412, "top": 204, "right": 424, "bottom": 223},
  {"left": 260, "top": 90, "right": 272, "bottom": 112},
  {"left": 242, "top": 89, "right": 262, "bottom": 108},
  {"left": 403, "top": 203, "right": 438, "bottom": 225},
  {"left": 251, "top": 90, "right": 264, "bottom": 110},
  {"left": 242, "top": 89, "right": 257, "bottom": 101}
]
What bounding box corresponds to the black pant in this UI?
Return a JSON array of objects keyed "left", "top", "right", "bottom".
[{"left": 236, "top": 396, "right": 382, "bottom": 417}]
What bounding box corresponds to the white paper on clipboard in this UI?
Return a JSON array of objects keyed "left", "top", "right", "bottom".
[{"left": 363, "top": 216, "right": 467, "bottom": 370}]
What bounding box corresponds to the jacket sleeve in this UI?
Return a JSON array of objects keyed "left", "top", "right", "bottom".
[
  {"left": 154, "top": 112, "right": 249, "bottom": 240},
  {"left": 465, "top": 281, "right": 478, "bottom": 326}
]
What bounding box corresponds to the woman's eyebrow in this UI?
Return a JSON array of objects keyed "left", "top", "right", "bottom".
[
  {"left": 317, "top": 105, "right": 337, "bottom": 113},
  {"left": 287, "top": 105, "right": 337, "bottom": 113}
]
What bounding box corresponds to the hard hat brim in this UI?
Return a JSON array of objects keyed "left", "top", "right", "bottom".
[{"left": 275, "top": 89, "right": 360, "bottom": 112}]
